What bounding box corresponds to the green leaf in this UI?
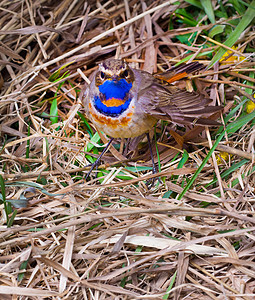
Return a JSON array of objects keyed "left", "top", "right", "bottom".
[
  {"left": 162, "top": 190, "right": 173, "bottom": 198},
  {"left": 7, "top": 209, "right": 17, "bottom": 227},
  {"left": 184, "top": 0, "right": 203, "bottom": 9},
  {"left": 17, "top": 260, "right": 29, "bottom": 282},
  {"left": 6, "top": 190, "right": 31, "bottom": 208},
  {"left": 124, "top": 166, "right": 152, "bottom": 172},
  {"left": 26, "top": 125, "right": 30, "bottom": 159},
  {"left": 77, "top": 111, "right": 93, "bottom": 137},
  {"left": 176, "top": 32, "right": 196, "bottom": 45},
  {"left": 201, "top": 0, "right": 215, "bottom": 23},
  {"left": 216, "top": 1, "right": 228, "bottom": 19},
  {"left": 229, "top": 0, "right": 247, "bottom": 15},
  {"left": 6, "top": 199, "right": 28, "bottom": 208},
  {"left": 6, "top": 181, "right": 64, "bottom": 197},
  {"left": 48, "top": 62, "right": 73, "bottom": 82},
  {"left": 0, "top": 175, "right": 6, "bottom": 203},
  {"left": 175, "top": 12, "right": 198, "bottom": 27},
  {"left": 120, "top": 276, "right": 128, "bottom": 288},
  {"left": 86, "top": 132, "right": 101, "bottom": 152},
  {"left": 163, "top": 270, "right": 177, "bottom": 299},
  {"left": 176, "top": 50, "right": 215, "bottom": 65},
  {"left": 115, "top": 175, "right": 134, "bottom": 180},
  {"left": 154, "top": 127, "right": 162, "bottom": 173},
  {"left": 0, "top": 174, "right": 10, "bottom": 225},
  {"left": 209, "top": 25, "right": 225, "bottom": 38},
  {"left": 50, "top": 98, "right": 58, "bottom": 124},
  {"left": 245, "top": 71, "right": 254, "bottom": 94},
  {"left": 178, "top": 150, "right": 189, "bottom": 169},
  {"left": 209, "top": 0, "right": 255, "bottom": 68}
]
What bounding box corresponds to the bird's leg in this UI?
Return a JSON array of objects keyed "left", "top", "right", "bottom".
[
  {"left": 85, "top": 137, "right": 114, "bottom": 180},
  {"left": 147, "top": 133, "right": 157, "bottom": 174},
  {"left": 146, "top": 133, "right": 160, "bottom": 188}
]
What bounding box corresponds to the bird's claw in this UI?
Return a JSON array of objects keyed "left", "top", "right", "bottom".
[{"left": 85, "top": 160, "right": 101, "bottom": 180}]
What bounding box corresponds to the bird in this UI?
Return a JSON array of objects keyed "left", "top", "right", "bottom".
[{"left": 83, "top": 59, "right": 222, "bottom": 179}]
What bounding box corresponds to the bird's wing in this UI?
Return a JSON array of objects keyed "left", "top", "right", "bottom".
[
  {"left": 155, "top": 61, "right": 204, "bottom": 83},
  {"left": 134, "top": 70, "right": 222, "bottom": 126}
]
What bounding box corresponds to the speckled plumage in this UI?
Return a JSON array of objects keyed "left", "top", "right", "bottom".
[{"left": 83, "top": 59, "right": 221, "bottom": 139}]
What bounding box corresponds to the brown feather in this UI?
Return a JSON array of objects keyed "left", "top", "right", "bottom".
[
  {"left": 132, "top": 68, "right": 222, "bottom": 127},
  {"left": 155, "top": 62, "right": 204, "bottom": 83}
]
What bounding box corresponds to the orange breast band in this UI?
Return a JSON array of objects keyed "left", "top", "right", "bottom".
[
  {"left": 89, "top": 103, "right": 134, "bottom": 129},
  {"left": 101, "top": 97, "right": 126, "bottom": 107}
]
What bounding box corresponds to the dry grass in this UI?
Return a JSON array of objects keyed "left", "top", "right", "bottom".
[{"left": 0, "top": 0, "right": 255, "bottom": 299}]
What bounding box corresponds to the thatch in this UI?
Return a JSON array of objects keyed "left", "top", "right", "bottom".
[{"left": 0, "top": 0, "right": 255, "bottom": 298}]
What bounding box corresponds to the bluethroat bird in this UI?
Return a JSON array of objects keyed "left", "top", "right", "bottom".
[{"left": 83, "top": 59, "right": 222, "bottom": 179}]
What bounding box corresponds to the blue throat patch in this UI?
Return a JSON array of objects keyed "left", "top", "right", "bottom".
[
  {"left": 99, "top": 79, "right": 132, "bottom": 100},
  {"left": 94, "top": 96, "right": 132, "bottom": 117},
  {"left": 94, "top": 79, "right": 133, "bottom": 117}
]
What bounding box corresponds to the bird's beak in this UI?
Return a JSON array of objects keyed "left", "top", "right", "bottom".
[{"left": 112, "top": 75, "right": 118, "bottom": 82}]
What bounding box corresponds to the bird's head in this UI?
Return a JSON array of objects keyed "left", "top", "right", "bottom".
[
  {"left": 95, "top": 59, "right": 134, "bottom": 87},
  {"left": 93, "top": 59, "right": 134, "bottom": 104}
]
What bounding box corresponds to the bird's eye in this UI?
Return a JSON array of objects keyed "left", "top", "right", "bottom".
[
  {"left": 123, "top": 69, "right": 129, "bottom": 78},
  {"left": 100, "top": 71, "right": 105, "bottom": 79}
]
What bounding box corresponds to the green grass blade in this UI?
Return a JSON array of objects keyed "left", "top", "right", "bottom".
[
  {"left": 226, "top": 110, "right": 255, "bottom": 134},
  {"left": 178, "top": 109, "right": 255, "bottom": 199},
  {"left": 177, "top": 129, "right": 225, "bottom": 200},
  {"left": 26, "top": 125, "right": 30, "bottom": 159},
  {"left": 205, "top": 159, "right": 249, "bottom": 187},
  {"left": 223, "top": 99, "right": 248, "bottom": 124},
  {"left": 201, "top": 0, "right": 215, "bottom": 23},
  {"left": 0, "top": 175, "right": 10, "bottom": 225},
  {"left": 176, "top": 50, "right": 215, "bottom": 65},
  {"left": 209, "top": 0, "right": 255, "bottom": 68},
  {"left": 230, "top": 164, "right": 255, "bottom": 188}
]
